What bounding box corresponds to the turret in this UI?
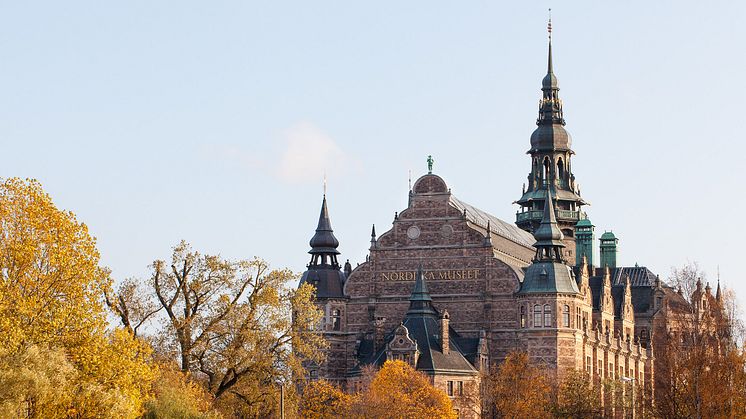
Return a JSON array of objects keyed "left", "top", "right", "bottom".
[
  {"left": 299, "top": 195, "right": 346, "bottom": 299},
  {"left": 575, "top": 218, "right": 595, "bottom": 267},
  {"left": 599, "top": 231, "right": 618, "bottom": 269}
]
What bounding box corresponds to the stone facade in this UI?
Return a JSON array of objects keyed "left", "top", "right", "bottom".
[{"left": 296, "top": 35, "right": 685, "bottom": 417}]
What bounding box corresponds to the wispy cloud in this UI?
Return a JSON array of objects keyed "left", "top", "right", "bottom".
[
  {"left": 203, "top": 121, "right": 358, "bottom": 185},
  {"left": 275, "top": 121, "right": 357, "bottom": 184}
]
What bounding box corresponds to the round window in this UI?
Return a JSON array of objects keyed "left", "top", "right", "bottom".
[{"left": 406, "top": 226, "right": 421, "bottom": 239}]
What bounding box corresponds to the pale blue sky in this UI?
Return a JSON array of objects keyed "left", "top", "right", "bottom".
[{"left": 2, "top": 2, "right": 744, "bottom": 298}]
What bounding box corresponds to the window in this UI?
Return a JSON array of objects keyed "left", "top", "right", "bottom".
[
  {"left": 586, "top": 356, "right": 591, "bottom": 373},
  {"left": 576, "top": 307, "right": 581, "bottom": 329},
  {"left": 544, "top": 304, "right": 551, "bottom": 327},
  {"left": 520, "top": 306, "right": 526, "bottom": 328},
  {"left": 458, "top": 381, "right": 464, "bottom": 396},
  {"left": 447, "top": 381, "right": 454, "bottom": 397},
  {"left": 331, "top": 309, "right": 341, "bottom": 331},
  {"left": 533, "top": 305, "right": 542, "bottom": 328},
  {"left": 563, "top": 305, "right": 570, "bottom": 327}
]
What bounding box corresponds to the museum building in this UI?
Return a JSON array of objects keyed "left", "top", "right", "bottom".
[{"left": 298, "top": 31, "right": 709, "bottom": 417}]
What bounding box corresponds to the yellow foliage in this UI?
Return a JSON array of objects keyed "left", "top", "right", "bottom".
[
  {"left": 483, "top": 351, "right": 551, "bottom": 419},
  {"left": 353, "top": 360, "right": 456, "bottom": 419},
  {"left": 0, "top": 178, "right": 157, "bottom": 417},
  {"left": 299, "top": 380, "right": 351, "bottom": 419},
  {"left": 144, "top": 363, "right": 220, "bottom": 419}
]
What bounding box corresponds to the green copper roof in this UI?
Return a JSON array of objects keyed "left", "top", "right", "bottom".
[
  {"left": 600, "top": 231, "right": 617, "bottom": 241},
  {"left": 519, "top": 261, "right": 580, "bottom": 295},
  {"left": 576, "top": 219, "right": 593, "bottom": 227}
]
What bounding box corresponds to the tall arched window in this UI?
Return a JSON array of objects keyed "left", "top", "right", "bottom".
[
  {"left": 543, "top": 304, "right": 552, "bottom": 327},
  {"left": 520, "top": 306, "right": 526, "bottom": 328},
  {"left": 563, "top": 305, "right": 570, "bottom": 327},
  {"left": 543, "top": 157, "right": 551, "bottom": 183},
  {"left": 557, "top": 157, "right": 565, "bottom": 181},
  {"left": 331, "top": 309, "right": 341, "bottom": 331},
  {"left": 533, "top": 305, "right": 542, "bottom": 328}
]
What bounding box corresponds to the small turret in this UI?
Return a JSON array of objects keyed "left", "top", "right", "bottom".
[
  {"left": 299, "top": 194, "right": 346, "bottom": 299},
  {"left": 599, "top": 231, "right": 618, "bottom": 269}
]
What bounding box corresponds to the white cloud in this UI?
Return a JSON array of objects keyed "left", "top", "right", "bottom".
[{"left": 276, "top": 121, "right": 356, "bottom": 184}]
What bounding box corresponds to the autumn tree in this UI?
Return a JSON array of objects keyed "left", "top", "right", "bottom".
[
  {"left": 483, "top": 352, "right": 551, "bottom": 418},
  {"left": 654, "top": 262, "right": 746, "bottom": 418},
  {"left": 299, "top": 380, "right": 352, "bottom": 419},
  {"left": 549, "top": 370, "right": 602, "bottom": 419},
  {"left": 0, "top": 178, "right": 157, "bottom": 417},
  {"left": 112, "top": 241, "right": 325, "bottom": 415},
  {"left": 105, "top": 277, "right": 161, "bottom": 337},
  {"left": 349, "top": 360, "right": 456, "bottom": 419},
  {"left": 143, "top": 362, "right": 220, "bottom": 419}
]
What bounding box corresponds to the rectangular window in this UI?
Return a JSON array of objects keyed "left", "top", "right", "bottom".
[
  {"left": 544, "top": 305, "right": 551, "bottom": 328},
  {"left": 458, "top": 381, "right": 464, "bottom": 396},
  {"left": 534, "top": 305, "right": 542, "bottom": 328},
  {"left": 447, "top": 381, "right": 454, "bottom": 397}
]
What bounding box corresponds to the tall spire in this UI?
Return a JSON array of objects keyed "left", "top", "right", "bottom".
[
  {"left": 547, "top": 9, "right": 553, "bottom": 74},
  {"left": 538, "top": 16, "right": 563, "bottom": 126},
  {"left": 308, "top": 195, "right": 340, "bottom": 267},
  {"left": 407, "top": 264, "right": 437, "bottom": 316}
]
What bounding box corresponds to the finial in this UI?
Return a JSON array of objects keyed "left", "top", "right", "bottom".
[
  {"left": 408, "top": 169, "right": 412, "bottom": 191},
  {"left": 323, "top": 172, "right": 327, "bottom": 196},
  {"left": 548, "top": 8, "right": 552, "bottom": 41},
  {"left": 427, "top": 155, "right": 434, "bottom": 174},
  {"left": 371, "top": 224, "right": 376, "bottom": 238}
]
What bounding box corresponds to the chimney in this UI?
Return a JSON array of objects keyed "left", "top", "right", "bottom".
[{"left": 440, "top": 310, "right": 450, "bottom": 355}]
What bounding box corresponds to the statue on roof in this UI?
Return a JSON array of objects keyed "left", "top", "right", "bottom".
[{"left": 427, "top": 155, "right": 434, "bottom": 174}]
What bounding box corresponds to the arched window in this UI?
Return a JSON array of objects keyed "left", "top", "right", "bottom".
[
  {"left": 543, "top": 304, "right": 552, "bottom": 327},
  {"left": 520, "top": 306, "right": 526, "bottom": 328},
  {"left": 543, "top": 157, "right": 551, "bottom": 183},
  {"left": 563, "top": 305, "right": 570, "bottom": 327},
  {"left": 533, "top": 305, "right": 542, "bottom": 328},
  {"left": 557, "top": 157, "right": 565, "bottom": 181},
  {"left": 331, "top": 309, "right": 341, "bottom": 331}
]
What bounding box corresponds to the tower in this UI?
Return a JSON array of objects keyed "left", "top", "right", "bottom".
[
  {"left": 516, "top": 24, "right": 588, "bottom": 263},
  {"left": 299, "top": 194, "right": 348, "bottom": 383},
  {"left": 575, "top": 218, "right": 595, "bottom": 267},
  {"left": 517, "top": 187, "right": 590, "bottom": 374},
  {"left": 599, "top": 231, "right": 618, "bottom": 269}
]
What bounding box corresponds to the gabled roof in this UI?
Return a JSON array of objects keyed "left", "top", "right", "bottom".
[{"left": 354, "top": 316, "right": 478, "bottom": 376}]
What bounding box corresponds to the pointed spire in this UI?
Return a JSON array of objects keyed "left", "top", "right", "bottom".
[
  {"left": 309, "top": 195, "right": 340, "bottom": 256},
  {"left": 533, "top": 187, "right": 565, "bottom": 250},
  {"left": 547, "top": 10, "right": 553, "bottom": 74},
  {"left": 407, "top": 264, "right": 437, "bottom": 316},
  {"left": 370, "top": 224, "right": 377, "bottom": 250},
  {"left": 716, "top": 267, "right": 722, "bottom": 302},
  {"left": 538, "top": 13, "right": 564, "bottom": 126}
]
